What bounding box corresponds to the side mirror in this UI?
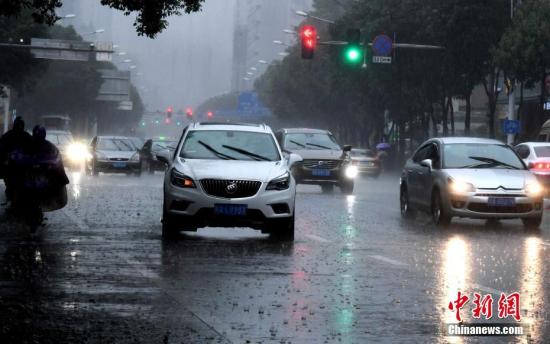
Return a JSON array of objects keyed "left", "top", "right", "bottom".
[
  {"left": 287, "top": 153, "right": 303, "bottom": 168},
  {"left": 420, "top": 159, "right": 433, "bottom": 172},
  {"left": 516, "top": 147, "right": 529, "bottom": 160},
  {"left": 343, "top": 145, "right": 352, "bottom": 152},
  {"left": 156, "top": 149, "right": 171, "bottom": 166}
]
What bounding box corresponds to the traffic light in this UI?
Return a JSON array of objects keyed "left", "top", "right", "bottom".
[
  {"left": 300, "top": 25, "right": 317, "bottom": 59},
  {"left": 207, "top": 111, "right": 214, "bottom": 119},
  {"left": 185, "top": 107, "right": 193, "bottom": 118},
  {"left": 344, "top": 29, "right": 363, "bottom": 65},
  {"left": 166, "top": 106, "right": 173, "bottom": 118}
]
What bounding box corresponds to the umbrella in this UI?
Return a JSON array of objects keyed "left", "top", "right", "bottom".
[{"left": 376, "top": 142, "right": 391, "bottom": 150}]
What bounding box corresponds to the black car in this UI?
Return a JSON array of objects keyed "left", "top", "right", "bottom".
[
  {"left": 275, "top": 128, "right": 356, "bottom": 194},
  {"left": 139, "top": 138, "right": 177, "bottom": 173}
]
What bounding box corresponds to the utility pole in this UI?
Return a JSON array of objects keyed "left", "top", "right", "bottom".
[
  {"left": 507, "top": 0, "right": 516, "bottom": 145},
  {"left": 2, "top": 86, "right": 10, "bottom": 134}
]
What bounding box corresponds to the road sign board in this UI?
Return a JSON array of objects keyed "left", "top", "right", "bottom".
[
  {"left": 31, "top": 38, "right": 93, "bottom": 61},
  {"left": 94, "top": 42, "right": 113, "bottom": 62},
  {"left": 372, "top": 34, "right": 393, "bottom": 56},
  {"left": 373, "top": 56, "right": 392, "bottom": 64},
  {"left": 96, "top": 70, "right": 131, "bottom": 102},
  {"left": 502, "top": 119, "right": 520, "bottom": 134}
]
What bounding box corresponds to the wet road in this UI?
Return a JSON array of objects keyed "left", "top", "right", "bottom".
[{"left": 1, "top": 172, "right": 549, "bottom": 343}]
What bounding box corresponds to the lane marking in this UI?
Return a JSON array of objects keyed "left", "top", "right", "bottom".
[
  {"left": 368, "top": 255, "right": 408, "bottom": 267},
  {"left": 305, "top": 234, "right": 331, "bottom": 243}
]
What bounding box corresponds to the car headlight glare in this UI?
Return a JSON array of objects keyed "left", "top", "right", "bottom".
[
  {"left": 449, "top": 179, "right": 475, "bottom": 194},
  {"left": 345, "top": 165, "right": 358, "bottom": 179},
  {"left": 67, "top": 142, "right": 88, "bottom": 162},
  {"left": 171, "top": 169, "right": 195, "bottom": 188},
  {"left": 525, "top": 182, "right": 543, "bottom": 196},
  {"left": 266, "top": 172, "right": 290, "bottom": 191}
]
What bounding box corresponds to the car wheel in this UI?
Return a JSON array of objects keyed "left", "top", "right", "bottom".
[
  {"left": 400, "top": 186, "right": 415, "bottom": 219},
  {"left": 269, "top": 215, "right": 295, "bottom": 241},
  {"left": 321, "top": 184, "right": 334, "bottom": 193},
  {"left": 340, "top": 180, "right": 354, "bottom": 195},
  {"left": 522, "top": 216, "right": 542, "bottom": 230},
  {"left": 431, "top": 191, "right": 451, "bottom": 227}
]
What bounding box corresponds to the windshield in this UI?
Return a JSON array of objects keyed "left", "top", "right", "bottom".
[
  {"left": 534, "top": 146, "right": 550, "bottom": 157},
  {"left": 351, "top": 149, "right": 375, "bottom": 158},
  {"left": 152, "top": 140, "right": 177, "bottom": 152},
  {"left": 47, "top": 134, "right": 72, "bottom": 146},
  {"left": 180, "top": 130, "right": 280, "bottom": 161},
  {"left": 443, "top": 143, "right": 525, "bottom": 169},
  {"left": 97, "top": 138, "right": 136, "bottom": 151},
  {"left": 284, "top": 132, "right": 341, "bottom": 150}
]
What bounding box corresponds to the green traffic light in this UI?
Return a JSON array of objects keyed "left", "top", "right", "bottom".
[{"left": 345, "top": 46, "right": 363, "bottom": 63}]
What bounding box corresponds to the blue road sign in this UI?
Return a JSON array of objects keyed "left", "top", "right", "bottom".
[
  {"left": 372, "top": 34, "right": 393, "bottom": 56},
  {"left": 502, "top": 119, "right": 520, "bottom": 134}
]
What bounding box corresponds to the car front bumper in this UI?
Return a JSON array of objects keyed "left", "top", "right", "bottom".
[
  {"left": 448, "top": 192, "right": 543, "bottom": 219},
  {"left": 164, "top": 179, "right": 296, "bottom": 228},
  {"left": 96, "top": 160, "right": 140, "bottom": 173}
]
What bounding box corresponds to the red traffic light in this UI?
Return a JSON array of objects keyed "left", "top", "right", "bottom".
[
  {"left": 185, "top": 107, "right": 193, "bottom": 117},
  {"left": 300, "top": 25, "right": 317, "bottom": 59},
  {"left": 166, "top": 106, "right": 173, "bottom": 118},
  {"left": 207, "top": 111, "right": 214, "bottom": 118}
]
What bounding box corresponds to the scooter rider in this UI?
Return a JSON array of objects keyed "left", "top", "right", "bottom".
[{"left": 0, "top": 117, "right": 31, "bottom": 204}]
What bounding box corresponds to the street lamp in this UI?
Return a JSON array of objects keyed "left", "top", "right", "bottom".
[
  {"left": 129, "top": 65, "right": 137, "bottom": 69},
  {"left": 250, "top": 67, "right": 257, "bottom": 71},
  {"left": 278, "top": 52, "right": 290, "bottom": 57},
  {"left": 295, "top": 10, "right": 335, "bottom": 24},
  {"left": 83, "top": 29, "right": 105, "bottom": 37},
  {"left": 122, "top": 59, "right": 132, "bottom": 63},
  {"left": 283, "top": 29, "right": 297, "bottom": 35},
  {"left": 273, "top": 40, "right": 291, "bottom": 47},
  {"left": 258, "top": 60, "right": 268, "bottom": 64},
  {"left": 62, "top": 14, "right": 76, "bottom": 19},
  {"left": 246, "top": 72, "right": 254, "bottom": 76}
]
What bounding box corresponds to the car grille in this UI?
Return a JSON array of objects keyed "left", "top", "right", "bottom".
[
  {"left": 109, "top": 158, "right": 129, "bottom": 161},
  {"left": 467, "top": 203, "right": 532, "bottom": 214},
  {"left": 200, "top": 179, "right": 262, "bottom": 198},
  {"left": 302, "top": 159, "right": 341, "bottom": 169}
]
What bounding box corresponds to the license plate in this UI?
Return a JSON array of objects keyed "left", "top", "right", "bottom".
[
  {"left": 362, "top": 161, "right": 374, "bottom": 166},
  {"left": 113, "top": 162, "right": 127, "bottom": 168},
  {"left": 312, "top": 169, "right": 331, "bottom": 177},
  {"left": 488, "top": 197, "right": 516, "bottom": 207},
  {"left": 214, "top": 204, "right": 247, "bottom": 216}
]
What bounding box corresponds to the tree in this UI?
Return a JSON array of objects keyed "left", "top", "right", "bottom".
[{"left": 0, "top": 0, "right": 204, "bottom": 37}]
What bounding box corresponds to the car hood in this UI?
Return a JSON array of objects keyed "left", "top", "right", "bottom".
[
  {"left": 98, "top": 150, "right": 137, "bottom": 159},
  {"left": 175, "top": 159, "right": 286, "bottom": 183},
  {"left": 445, "top": 169, "right": 537, "bottom": 189},
  {"left": 289, "top": 149, "right": 344, "bottom": 160}
]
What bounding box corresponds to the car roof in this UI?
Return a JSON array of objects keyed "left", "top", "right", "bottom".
[
  {"left": 279, "top": 128, "right": 331, "bottom": 134},
  {"left": 433, "top": 137, "right": 504, "bottom": 145},
  {"left": 517, "top": 142, "right": 550, "bottom": 147},
  {"left": 189, "top": 122, "right": 272, "bottom": 133}
]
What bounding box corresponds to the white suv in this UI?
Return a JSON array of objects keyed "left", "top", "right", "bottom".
[{"left": 157, "top": 122, "right": 302, "bottom": 240}]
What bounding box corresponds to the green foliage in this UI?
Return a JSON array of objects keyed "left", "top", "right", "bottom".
[{"left": 0, "top": 0, "right": 205, "bottom": 37}]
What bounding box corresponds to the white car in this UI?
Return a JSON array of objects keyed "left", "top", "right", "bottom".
[
  {"left": 86, "top": 136, "right": 141, "bottom": 176},
  {"left": 515, "top": 142, "right": 550, "bottom": 188},
  {"left": 157, "top": 122, "right": 302, "bottom": 240}
]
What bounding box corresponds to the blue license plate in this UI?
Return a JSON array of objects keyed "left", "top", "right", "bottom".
[
  {"left": 214, "top": 204, "right": 247, "bottom": 216},
  {"left": 488, "top": 197, "right": 516, "bottom": 207},
  {"left": 113, "top": 162, "right": 127, "bottom": 168},
  {"left": 312, "top": 169, "right": 331, "bottom": 177},
  {"left": 361, "top": 161, "right": 374, "bottom": 166}
]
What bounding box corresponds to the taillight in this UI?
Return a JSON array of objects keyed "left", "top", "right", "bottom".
[{"left": 529, "top": 161, "right": 550, "bottom": 170}]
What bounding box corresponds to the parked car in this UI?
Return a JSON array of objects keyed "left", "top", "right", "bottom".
[
  {"left": 350, "top": 148, "right": 381, "bottom": 177},
  {"left": 275, "top": 128, "right": 357, "bottom": 194},
  {"left": 515, "top": 142, "right": 550, "bottom": 188},
  {"left": 400, "top": 137, "right": 544, "bottom": 229},
  {"left": 85, "top": 136, "right": 141, "bottom": 176},
  {"left": 140, "top": 138, "right": 178, "bottom": 174},
  {"left": 158, "top": 122, "right": 302, "bottom": 240}
]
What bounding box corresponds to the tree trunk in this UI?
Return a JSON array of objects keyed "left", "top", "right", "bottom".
[
  {"left": 464, "top": 92, "right": 471, "bottom": 136},
  {"left": 449, "top": 98, "right": 455, "bottom": 136}
]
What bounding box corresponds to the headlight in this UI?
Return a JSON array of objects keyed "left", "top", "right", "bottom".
[
  {"left": 525, "top": 182, "right": 543, "bottom": 196},
  {"left": 448, "top": 178, "right": 475, "bottom": 194},
  {"left": 131, "top": 153, "right": 140, "bottom": 161},
  {"left": 170, "top": 169, "right": 195, "bottom": 188},
  {"left": 345, "top": 165, "right": 358, "bottom": 179},
  {"left": 66, "top": 142, "right": 88, "bottom": 162},
  {"left": 266, "top": 172, "right": 290, "bottom": 191},
  {"left": 95, "top": 151, "right": 107, "bottom": 161}
]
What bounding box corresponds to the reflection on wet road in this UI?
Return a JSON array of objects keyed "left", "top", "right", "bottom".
[{"left": 0, "top": 173, "right": 549, "bottom": 343}]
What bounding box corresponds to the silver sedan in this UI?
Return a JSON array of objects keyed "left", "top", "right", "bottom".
[{"left": 400, "top": 137, "right": 544, "bottom": 229}]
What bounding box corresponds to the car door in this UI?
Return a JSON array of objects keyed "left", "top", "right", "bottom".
[
  {"left": 407, "top": 144, "right": 429, "bottom": 205},
  {"left": 417, "top": 143, "right": 440, "bottom": 207}
]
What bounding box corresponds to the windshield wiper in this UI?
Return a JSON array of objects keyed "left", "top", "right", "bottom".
[
  {"left": 289, "top": 140, "right": 306, "bottom": 148},
  {"left": 198, "top": 141, "right": 236, "bottom": 160},
  {"left": 222, "top": 145, "right": 272, "bottom": 161},
  {"left": 306, "top": 142, "right": 333, "bottom": 150},
  {"left": 465, "top": 156, "right": 520, "bottom": 170}
]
